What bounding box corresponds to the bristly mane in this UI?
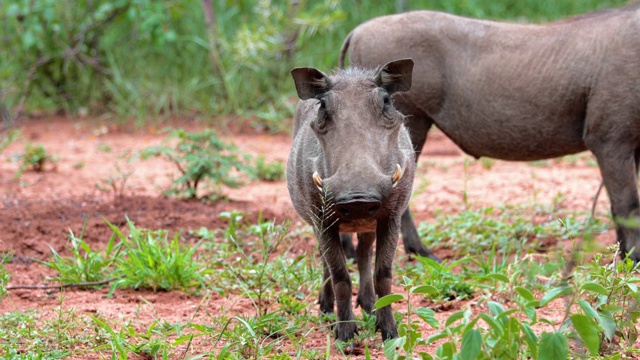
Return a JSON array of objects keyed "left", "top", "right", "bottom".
[{"left": 333, "top": 66, "right": 378, "bottom": 79}]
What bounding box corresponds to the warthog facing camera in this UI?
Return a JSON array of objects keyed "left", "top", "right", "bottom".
[
  {"left": 340, "top": 5, "right": 640, "bottom": 262},
  {"left": 287, "top": 59, "right": 416, "bottom": 342}
]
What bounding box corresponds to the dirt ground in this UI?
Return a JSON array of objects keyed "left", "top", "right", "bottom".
[{"left": 0, "top": 117, "right": 620, "bottom": 358}]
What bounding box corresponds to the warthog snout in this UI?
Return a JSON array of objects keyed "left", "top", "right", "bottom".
[{"left": 335, "top": 197, "right": 381, "bottom": 220}]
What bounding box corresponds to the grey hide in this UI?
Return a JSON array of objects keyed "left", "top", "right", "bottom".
[
  {"left": 287, "top": 59, "right": 416, "bottom": 342},
  {"left": 340, "top": 5, "right": 640, "bottom": 262}
]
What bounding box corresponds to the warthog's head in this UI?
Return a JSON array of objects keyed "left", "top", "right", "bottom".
[{"left": 290, "top": 59, "right": 415, "bottom": 231}]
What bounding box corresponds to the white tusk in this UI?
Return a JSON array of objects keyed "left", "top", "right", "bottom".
[
  {"left": 312, "top": 172, "right": 323, "bottom": 191},
  {"left": 392, "top": 164, "right": 403, "bottom": 188}
]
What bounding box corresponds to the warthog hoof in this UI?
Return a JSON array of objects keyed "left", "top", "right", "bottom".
[
  {"left": 619, "top": 238, "right": 640, "bottom": 263},
  {"left": 356, "top": 291, "right": 375, "bottom": 314},
  {"left": 335, "top": 320, "right": 358, "bottom": 342},
  {"left": 375, "top": 306, "right": 398, "bottom": 341}
]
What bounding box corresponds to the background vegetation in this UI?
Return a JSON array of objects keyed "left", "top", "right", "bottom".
[{"left": 0, "top": 0, "right": 630, "bottom": 129}]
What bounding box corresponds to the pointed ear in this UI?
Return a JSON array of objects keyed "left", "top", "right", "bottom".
[
  {"left": 290, "top": 67, "right": 332, "bottom": 100},
  {"left": 374, "top": 58, "right": 414, "bottom": 94}
]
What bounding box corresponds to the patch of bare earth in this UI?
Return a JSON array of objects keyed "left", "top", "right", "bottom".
[{"left": 0, "top": 117, "right": 624, "bottom": 358}]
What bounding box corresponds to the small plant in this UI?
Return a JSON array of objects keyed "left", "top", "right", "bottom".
[
  {"left": 377, "top": 276, "right": 439, "bottom": 359},
  {"left": 107, "top": 217, "right": 211, "bottom": 293},
  {"left": 251, "top": 155, "right": 285, "bottom": 182},
  {"left": 43, "top": 225, "right": 121, "bottom": 288},
  {"left": 402, "top": 256, "right": 475, "bottom": 301},
  {"left": 0, "top": 252, "right": 12, "bottom": 301},
  {"left": 16, "top": 142, "right": 57, "bottom": 176},
  {"left": 96, "top": 151, "right": 134, "bottom": 198},
  {"left": 576, "top": 246, "right": 640, "bottom": 353},
  {"left": 0, "top": 129, "right": 19, "bottom": 154},
  {"left": 219, "top": 212, "right": 293, "bottom": 316},
  {"left": 138, "top": 129, "right": 249, "bottom": 199}
]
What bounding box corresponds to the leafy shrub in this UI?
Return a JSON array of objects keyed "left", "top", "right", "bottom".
[
  {"left": 16, "top": 142, "right": 57, "bottom": 176},
  {"left": 576, "top": 248, "right": 640, "bottom": 352},
  {"left": 2, "top": 0, "right": 178, "bottom": 114},
  {"left": 138, "top": 129, "right": 249, "bottom": 199},
  {"left": 251, "top": 155, "right": 285, "bottom": 182}
]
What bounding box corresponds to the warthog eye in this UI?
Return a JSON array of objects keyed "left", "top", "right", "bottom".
[
  {"left": 382, "top": 94, "right": 391, "bottom": 111},
  {"left": 312, "top": 97, "right": 329, "bottom": 133}
]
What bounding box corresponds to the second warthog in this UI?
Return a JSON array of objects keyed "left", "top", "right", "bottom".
[
  {"left": 287, "top": 59, "right": 416, "bottom": 342},
  {"left": 340, "top": 5, "right": 640, "bottom": 261}
]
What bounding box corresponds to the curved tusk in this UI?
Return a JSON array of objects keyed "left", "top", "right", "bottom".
[
  {"left": 312, "top": 172, "right": 323, "bottom": 191},
  {"left": 392, "top": 164, "right": 403, "bottom": 188}
]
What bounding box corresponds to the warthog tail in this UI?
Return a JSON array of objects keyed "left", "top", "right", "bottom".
[{"left": 339, "top": 31, "right": 353, "bottom": 69}]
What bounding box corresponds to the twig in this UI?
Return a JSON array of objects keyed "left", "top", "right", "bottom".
[{"left": 6, "top": 277, "right": 121, "bottom": 290}]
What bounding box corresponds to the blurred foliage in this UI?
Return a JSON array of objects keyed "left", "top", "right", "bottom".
[
  {"left": 0, "top": 0, "right": 630, "bottom": 127},
  {"left": 137, "top": 128, "right": 250, "bottom": 199}
]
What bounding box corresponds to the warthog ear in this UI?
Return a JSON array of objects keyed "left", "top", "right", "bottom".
[
  {"left": 375, "top": 58, "right": 414, "bottom": 94},
  {"left": 290, "top": 67, "right": 332, "bottom": 100}
]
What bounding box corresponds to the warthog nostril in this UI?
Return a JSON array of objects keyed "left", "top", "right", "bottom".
[
  {"left": 335, "top": 199, "right": 382, "bottom": 220},
  {"left": 339, "top": 208, "right": 351, "bottom": 217}
]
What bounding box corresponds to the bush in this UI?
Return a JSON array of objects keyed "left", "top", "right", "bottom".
[{"left": 138, "top": 128, "right": 249, "bottom": 199}]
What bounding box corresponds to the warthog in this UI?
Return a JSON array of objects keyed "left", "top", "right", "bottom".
[
  {"left": 340, "top": 5, "right": 640, "bottom": 261},
  {"left": 287, "top": 59, "right": 416, "bottom": 342}
]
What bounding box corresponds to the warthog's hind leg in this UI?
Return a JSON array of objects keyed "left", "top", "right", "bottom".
[
  {"left": 355, "top": 232, "right": 376, "bottom": 313},
  {"left": 400, "top": 209, "right": 440, "bottom": 261},
  {"left": 340, "top": 233, "right": 356, "bottom": 260},
  {"left": 594, "top": 148, "right": 640, "bottom": 262}
]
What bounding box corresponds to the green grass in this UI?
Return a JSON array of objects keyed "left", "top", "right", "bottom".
[
  {"left": 3, "top": 201, "right": 640, "bottom": 358},
  {"left": 417, "top": 204, "right": 610, "bottom": 255}
]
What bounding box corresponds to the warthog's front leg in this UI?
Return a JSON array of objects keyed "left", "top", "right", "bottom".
[
  {"left": 355, "top": 232, "right": 376, "bottom": 313},
  {"left": 374, "top": 220, "right": 400, "bottom": 340},
  {"left": 594, "top": 148, "right": 640, "bottom": 262},
  {"left": 318, "top": 228, "right": 358, "bottom": 341}
]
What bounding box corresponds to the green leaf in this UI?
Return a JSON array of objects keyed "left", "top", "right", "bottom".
[
  {"left": 580, "top": 282, "right": 608, "bottom": 296},
  {"left": 427, "top": 330, "right": 450, "bottom": 344},
  {"left": 577, "top": 299, "right": 601, "bottom": 323},
  {"left": 478, "top": 313, "right": 503, "bottom": 336},
  {"left": 522, "top": 323, "right": 539, "bottom": 360},
  {"left": 375, "top": 294, "right": 404, "bottom": 309},
  {"left": 515, "top": 286, "right": 535, "bottom": 301},
  {"left": 487, "top": 301, "right": 505, "bottom": 316},
  {"left": 460, "top": 329, "right": 482, "bottom": 360},
  {"left": 539, "top": 332, "right": 568, "bottom": 360},
  {"left": 416, "top": 307, "right": 440, "bottom": 329},
  {"left": 445, "top": 311, "right": 466, "bottom": 327},
  {"left": 412, "top": 285, "right": 439, "bottom": 297},
  {"left": 480, "top": 273, "right": 510, "bottom": 283},
  {"left": 436, "top": 341, "right": 456, "bottom": 359},
  {"left": 540, "top": 286, "right": 570, "bottom": 307},
  {"left": 598, "top": 311, "right": 616, "bottom": 342},
  {"left": 383, "top": 336, "right": 406, "bottom": 360},
  {"left": 570, "top": 314, "right": 600, "bottom": 355}
]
